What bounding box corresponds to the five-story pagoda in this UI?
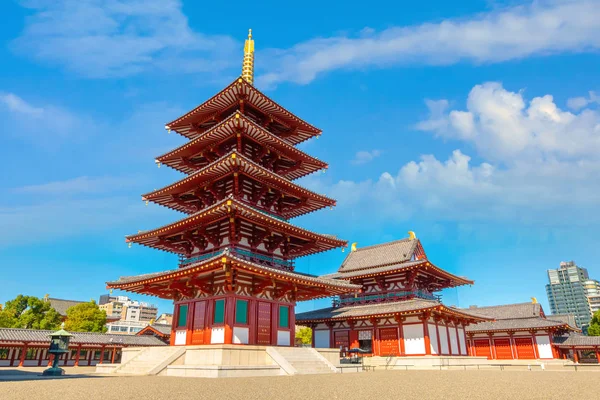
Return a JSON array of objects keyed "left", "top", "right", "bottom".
[{"left": 106, "top": 31, "right": 359, "bottom": 347}]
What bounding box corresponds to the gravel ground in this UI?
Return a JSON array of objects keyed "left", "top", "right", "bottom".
[{"left": 1, "top": 370, "right": 595, "bottom": 400}]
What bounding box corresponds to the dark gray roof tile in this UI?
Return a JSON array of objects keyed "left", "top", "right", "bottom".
[
  {"left": 0, "top": 328, "right": 166, "bottom": 346},
  {"left": 338, "top": 239, "right": 418, "bottom": 272}
]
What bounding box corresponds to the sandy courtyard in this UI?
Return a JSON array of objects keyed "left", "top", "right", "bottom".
[{"left": 1, "top": 369, "right": 597, "bottom": 400}]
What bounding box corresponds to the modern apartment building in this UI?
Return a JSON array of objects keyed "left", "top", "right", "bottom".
[
  {"left": 546, "top": 261, "right": 599, "bottom": 328},
  {"left": 99, "top": 295, "right": 159, "bottom": 334}
]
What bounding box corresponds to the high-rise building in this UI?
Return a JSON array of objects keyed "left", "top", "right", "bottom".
[{"left": 546, "top": 261, "right": 599, "bottom": 328}]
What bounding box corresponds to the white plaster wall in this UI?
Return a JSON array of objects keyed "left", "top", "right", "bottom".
[
  {"left": 233, "top": 327, "right": 249, "bottom": 344},
  {"left": 458, "top": 328, "right": 467, "bottom": 355},
  {"left": 174, "top": 329, "right": 187, "bottom": 345},
  {"left": 428, "top": 324, "right": 438, "bottom": 355},
  {"left": 403, "top": 324, "right": 425, "bottom": 355},
  {"left": 314, "top": 330, "right": 330, "bottom": 348},
  {"left": 211, "top": 327, "right": 225, "bottom": 344},
  {"left": 449, "top": 327, "right": 459, "bottom": 355},
  {"left": 438, "top": 326, "right": 449, "bottom": 354},
  {"left": 277, "top": 330, "right": 291, "bottom": 346},
  {"left": 536, "top": 335, "right": 553, "bottom": 359},
  {"left": 404, "top": 317, "right": 420, "bottom": 324}
]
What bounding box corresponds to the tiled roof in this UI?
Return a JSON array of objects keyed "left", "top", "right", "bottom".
[
  {"left": 465, "top": 317, "right": 571, "bottom": 333},
  {"left": 547, "top": 314, "right": 579, "bottom": 329},
  {"left": 464, "top": 302, "right": 543, "bottom": 320},
  {"left": 107, "top": 249, "right": 361, "bottom": 298},
  {"left": 147, "top": 324, "right": 172, "bottom": 335},
  {"left": 0, "top": 328, "right": 166, "bottom": 346},
  {"left": 338, "top": 239, "right": 418, "bottom": 272},
  {"left": 47, "top": 298, "right": 86, "bottom": 316},
  {"left": 296, "top": 299, "right": 487, "bottom": 322},
  {"left": 553, "top": 334, "right": 600, "bottom": 347}
]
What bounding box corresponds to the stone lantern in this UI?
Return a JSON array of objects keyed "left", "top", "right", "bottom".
[{"left": 43, "top": 324, "right": 73, "bottom": 376}]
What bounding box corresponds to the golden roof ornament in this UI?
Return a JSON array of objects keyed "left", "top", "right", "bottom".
[
  {"left": 408, "top": 231, "right": 416, "bottom": 240},
  {"left": 241, "top": 29, "right": 255, "bottom": 85},
  {"left": 351, "top": 242, "right": 357, "bottom": 252}
]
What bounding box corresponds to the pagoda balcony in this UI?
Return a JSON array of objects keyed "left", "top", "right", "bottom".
[
  {"left": 179, "top": 246, "right": 294, "bottom": 271},
  {"left": 331, "top": 290, "right": 440, "bottom": 308}
]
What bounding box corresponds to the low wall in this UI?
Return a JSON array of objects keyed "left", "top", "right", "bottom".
[{"left": 183, "top": 345, "right": 277, "bottom": 366}]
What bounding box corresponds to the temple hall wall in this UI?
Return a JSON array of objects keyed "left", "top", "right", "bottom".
[{"left": 403, "top": 323, "right": 425, "bottom": 355}]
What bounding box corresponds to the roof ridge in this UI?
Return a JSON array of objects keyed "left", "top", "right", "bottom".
[{"left": 349, "top": 238, "right": 413, "bottom": 253}]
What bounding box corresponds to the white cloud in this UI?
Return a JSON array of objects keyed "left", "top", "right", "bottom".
[
  {"left": 12, "top": 0, "right": 238, "bottom": 78},
  {"left": 351, "top": 150, "right": 382, "bottom": 165},
  {"left": 417, "top": 82, "right": 600, "bottom": 162},
  {"left": 303, "top": 82, "right": 600, "bottom": 226},
  {"left": 567, "top": 91, "right": 598, "bottom": 110},
  {"left": 0, "top": 92, "right": 87, "bottom": 145},
  {"left": 257, "top": 0, "right": 600, "bottom": 86}
]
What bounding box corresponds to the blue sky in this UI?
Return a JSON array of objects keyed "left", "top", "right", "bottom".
[{"left": 1, "top": 0, "right": 599, "bottom": 316}]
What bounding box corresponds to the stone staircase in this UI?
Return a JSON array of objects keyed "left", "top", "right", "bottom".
[
  {"left": 269, "top": 347, "right": 337, "bottom": 375},
  {"left": 114, "top": 346, "right": 185, "bottom": 375}
]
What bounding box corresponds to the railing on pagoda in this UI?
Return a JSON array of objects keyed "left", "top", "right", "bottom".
[
  {"left": 179, "top": 247, "right": 294, "bottom": 271},
  {"left": 331, "top": 290, "right": 438, "bottom": 308}
]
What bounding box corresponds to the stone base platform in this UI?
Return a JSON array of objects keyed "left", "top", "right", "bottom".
[{"left": 95, "top": 345, "right": 346, "bottom": 377}]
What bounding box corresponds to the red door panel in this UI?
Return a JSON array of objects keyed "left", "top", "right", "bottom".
[
  {"left": 256, "top": 302, "right": 271, "bottom": 345},
  {"left": 515, "top": 337, "right": 535, "bottom": 359},
  {"left": 494, "top": 339, "right": 513, "bottom": 359},
  {"left": 379, "top": 328, "right": 400, "bottom": 356},
  {"left": 473, "top": 339, "right": 492, "bottom": 359},
  {"left": 190, "top": 301, "right": 206, "bottom": 345}
]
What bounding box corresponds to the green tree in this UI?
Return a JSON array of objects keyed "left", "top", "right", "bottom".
[
  {"left": 64, "top": 300, "right": 107, "bottom": 333},
  {"left": 296, "top": 326, "right": 312, "bottom": 345},
  {"left": 588, "top": 310, "right": 600, "bottom": 336},
  {"left": 0, "top": 295, "right": 62, "bottom": 330}
]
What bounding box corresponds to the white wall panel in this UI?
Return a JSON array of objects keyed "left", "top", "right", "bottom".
[
  {"left": 404, "top": 324, "right": 425, "bottom": 355},
  {"left": 428, "top": 324, "right": 438, "bottom": 355},
  {"left": 210, "top": 327, "right": 225, "bottom": 344},
  {"left": 174, "top": 329, "right": 187, "bottom": 345},
  {"left": 277, "top": 330, "right": 291, "bottom": 346},
  {"left": 233, "top": 327, "right": 249, "bottom": 344},
  {"left": 458, "top": 328, "right": 467, "bottom": 355},
  {"left": 536, "top": 335, "right": 553, "bottom": 359},
  {"left": 438, "top": 326, "right": 449, "bottom": 354},
  {"left": 449, "top": 327, "right": 459, "bottom": 355},
  {"left": 314, "top": 330, "right": 330, "bottom": 348}
]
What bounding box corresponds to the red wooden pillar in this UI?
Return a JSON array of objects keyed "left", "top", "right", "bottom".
[
  {"left": 204, "top": 299, "right": 214, "bottom": 345},
  {"left": 289, "top": 304, "right": 296, "bottom": 347},
  {"left": 74, "top": 344, "right": 81, "bottom": 367},
  {"left": 488, "top": 334, "right": 495, "bottom": 359},
  {"left": 455, "top": 322, "right": 462, "bottom": 355},
  {"left": 170, "top": 303, "right": 179, "bottom": 346},
  {"left": 271, "top": 302, "right": 280, "bottom": 346},
  {"left": 467, "top": 334, "right": 475, "bottom": 356},
  {"left": 434, "top": 319, "right": 442, "bottom": 356},
  {"left": 369, "top": 318, "right": 379, "bottom": 355},
  {"left": 530, "top": 330, "right": 539, "bottom": 359},
  {"left": 248, "top": 299, "right": 257, "bottom": 345},
  {"left": 326, "top": 322, "right": 335, "bottom": 349},
  {"left": 310, "top": 324, "right": 316, "bottom": 348},
  {"left": 549, "top": 331, "right": 559, "bottom": 359},
  {"left": 38, "top": 348, "right": 45, "bottom": 366},
  {"left": 224, "top": 296, "right": 235, "bottom": 345},
  {"left": 98, "top": 346, "right": 105, "bottom": 364},
  {"left": 508, "top": 332, "right": 516, "bottom": 359},
  {"left": 573, "top": 347, "right": 579, "bottom": 363},
  {"left": 595, "top": 347, "right": 600, "bottom": 364},
  {"left": 421, "top": 315, "right": 431, "bottom": 355},
  {"left": 395, "top": 315, "right": 406, "bottom": 356},
  {"left": 111, "top": 347, "right": 117, "bottom": 364},
  {"left": 47, "top": 353, "right": 54, "bottom": 367},
  {"left": 445, "top": 320, "right": 452, "bottom": 355},
  {"left": 186, "top": 301, "right": 194, "bottom": 346},
  {"left": 18, "top": 343, "right": 28, "bottom": 367}
]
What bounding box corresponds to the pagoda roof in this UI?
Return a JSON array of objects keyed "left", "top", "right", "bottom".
[
  {"left": 157, "top": 113, "right": 327, "bottom": 179},
  {"left": 143, "top": 152, "right": 335, "bottom": 218},
  {"left": 127, "top": 196, "right": 347, "bottom": 257},
  {"left": 165, "top": 78, "right": 320, "bottom": 145},
  {"left": 106, "top": 250, "right": 360, "bottom": 300},
  {"left": 338, "top": 238, "right": 424, "bottom": 273},
  {"left": 295, "top": 299, "right": 490, "bottom": 324},
  {"left": 324, "top": 259, "right": 473, "bottom": 287},
  {"left": 465, "top": 317, "right": 578, "bottom": 333},
  {"left": 463, "top": 302, "right": 545, "bottom": 320}
]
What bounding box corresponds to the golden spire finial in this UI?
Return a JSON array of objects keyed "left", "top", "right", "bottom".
[{"left": 242, "top": 29, "right": 255, "bottom": 85}]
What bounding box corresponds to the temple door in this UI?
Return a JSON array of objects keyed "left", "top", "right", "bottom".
[
  {"left": 256, "top": 302, "right": 272, "bottom": 345},
  {"left": 334, "top": 331, "right": 350, "bottom": 353},
  {"left": 379, "top": 328, "right": 400, "bottom": 356},
  {"left": 190, "top": 301, "right": 206, "bottom": 345},
  {"left": 514, "top": 338, "right": 536, "bottom": 359},
  {"left": 493, "top": 339, "right": 513, "bottom": 359}
]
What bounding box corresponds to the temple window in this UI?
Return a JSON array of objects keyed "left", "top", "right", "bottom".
[
  {"left": 213, "top": 299, "right": 225, "bottom": 324},
  {"left": 279, "top": 305, "right": 289, "bottom": 328},
  {"left": 235, "top": 300, "right": 248, "bottom": 324},
  {"left": 177, "top": 304, "right": 188, "bottom": 328}
]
